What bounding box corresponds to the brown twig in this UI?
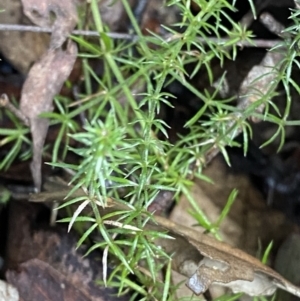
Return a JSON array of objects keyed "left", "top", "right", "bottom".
[
  {"left": 0, "top": 94, "right": 29, "bottom": 126},
  {"left": 0, "top": 23, "right": 282, "bottom": 49}
]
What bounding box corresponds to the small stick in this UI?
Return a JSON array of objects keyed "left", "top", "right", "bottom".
[
  {"left": 260, "top": 13, "right": 285, "bottom": 36},
  {"left": 132, "top": 0, "right": 148, "bottom": 25},
  {"left": 0, "top": 24, "right": 282, "bottom": 48},
  {"left": 0, "top": 94, "right": 29, "bottom": 126}
]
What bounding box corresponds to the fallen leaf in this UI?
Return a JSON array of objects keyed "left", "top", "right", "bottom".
[
  {"left": 204, "top": 51, "right": 284, "bottom": 163},
  {"left": 20, "top": 41, "right": 77, "bottom": 191},
  {"left": 21, "top": 0, "right": 78, "bottom": 49}
]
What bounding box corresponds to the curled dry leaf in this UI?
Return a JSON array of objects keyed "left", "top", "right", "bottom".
[
  {"left": 20, "top": 41, "right": 77, "bottom": 191},
  {"left": 21, "top": 0, "right": 78, "bottom": 49}
]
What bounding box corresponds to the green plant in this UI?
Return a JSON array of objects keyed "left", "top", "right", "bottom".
[{"left": 2, "top": 0, "right": 300, "bottom": 300}]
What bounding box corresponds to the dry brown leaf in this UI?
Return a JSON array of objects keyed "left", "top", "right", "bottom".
[
  {"left": 18, "top": 0, "right": 78, "bottom": 191},
  {"left": 20, "top": 41, "right": 77, "bottom": 191},
  {"left": 21, "top": 0, "right": 78, "bottom": 49},
  {"left": 0, "top": 0, "right": 79, "bottom": 188}
]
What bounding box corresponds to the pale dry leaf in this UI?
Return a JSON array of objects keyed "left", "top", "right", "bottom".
[
  {"left": 20, "top": 41, "right": 77, "bottom": 191},
  {"left": 21, "top": 0, "right": 78, "bottom": 49},
  {"left": 169, "top": 173, "right": 243, "bottom": 298}
]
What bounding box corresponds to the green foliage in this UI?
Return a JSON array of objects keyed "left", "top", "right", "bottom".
[
  {"left": 1, "top": 0, "right": 300, "bottom": 300},
  {"left": 0, "top": 108, "right": 31, "bottom": 170}
]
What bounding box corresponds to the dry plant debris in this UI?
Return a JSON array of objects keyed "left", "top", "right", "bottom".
[
  {"left": 29, "top": 185, "right": 300, "bottom": 298},
  {"left": 154, "top": 216, "right": 300, "bottom": 298},
  {"left": 238, "top": 51, "right": 284, "bottom": 121},
  {"left": 21, "top": 0, "right": 78, "bottom": 49},
  {"left": 0, "top": 0, "right": 49, "bottom": 74},
  {"left": 204, "top": 49, "right": 284, "bottom": 164},
  {"left": 1, "top": 0, "right": 79, "bottom": 191},
  {"left": 7, "top": 259, "right": 111, "bottom": 301},
  {"left": 19, "top": 41, "right": 77, "bottom": 191},
  {"left": 169, "top": 156, "right": 295, "bottom": 298},
  {"left": 7, "top": 259, "right": 91, "bottom": 301}
]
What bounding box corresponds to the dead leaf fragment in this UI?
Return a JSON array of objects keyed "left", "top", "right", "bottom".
[
  {"left": 21, "top": 0, "right": 78, "bottom": 49},
  {"left": 20, "top": 41, "right": 77, "bottom": 191}
]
